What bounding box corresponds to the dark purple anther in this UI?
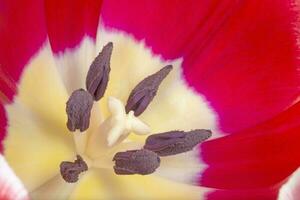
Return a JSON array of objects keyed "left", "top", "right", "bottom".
[
  {"left": 113, "top": 149, "right": 160, "bottom": 175},
  {"left": 86, "top": 42, "right": 113, "bottom": 101},
  {"left": 144, "top": 129, "right": 212, "bottom": 156},
  {"left": 125, "top": 65, "right": 173, "bottom": 116},
  {"left": 66, "top": 89, "right": 93, "bottom": 132},
  {"left": 60, "top": 155, "right": 88, "bottom": 183}
]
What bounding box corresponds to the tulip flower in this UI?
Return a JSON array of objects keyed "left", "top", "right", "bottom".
[{"left": 0, "top": 0, "right": 300, "bottom": 199}]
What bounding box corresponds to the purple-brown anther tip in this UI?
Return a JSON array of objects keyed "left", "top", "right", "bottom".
[
  {"left": 144, "top": 129, "right": 212, "bottom": 156},
  {"left": 86, "top": 42, "right": 113, "bottom": 101},
  {"left": 66, "top": 89, "right": 93, "bottom": 132},
  {"left": 60, "top": 155, "right": 88, "bottom": 183},
  {"left": 113, "top": 149, "right": 160, "bottom": 175},
  {"left": 125, "top": 65, "right": 173, "bottom": 116}
]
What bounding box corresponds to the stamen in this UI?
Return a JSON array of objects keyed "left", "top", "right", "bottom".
[
  {"left": 60, "top": 155, "right": 88, "bottom": 183},
  {"left": 86, "top": 42, "right": 113, "bottom": 101},
  {"left": 113, "top": 149, "right": 160, "bottom": 175},
  {"left": 125, "top": 65, "right": 173, "bottom": 116},
  {"left": 66, "top": 89, "right": 93, "bottom": 132},
  {"left": 144, "top": 129, "right": 212, "bottom": 156}
]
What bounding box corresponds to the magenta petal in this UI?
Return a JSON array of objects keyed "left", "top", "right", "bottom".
[
  {"left": 45, "top": 0, "right": 102, "bottom": 53},
  {"left": 200, "top": 101, "right": 300, "bottom": 190},
  {"left": 0, "top": 0, "right": 47, "bottom": 101},
  {"left": 101, "top": 0, "right": 231, "bottom": 59},
  {"left": 101, "top": 0, "right": 300, "bottom": 133},
  {"left": 206, "top": 187, "right": 279, "bottom": 200},
  {"left": 184, "top": 1, "right": 300, "bottom": 133},
  {"left": 0, "top": 0, "right": 103, "bottom": 101}
]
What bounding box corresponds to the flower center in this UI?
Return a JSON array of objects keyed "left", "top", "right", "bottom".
[
  {"left": 61, "top": 95, "right": 154, "bottom": 183},
  {"left": 60, "top": 42, "right": 212, "bottom": 183}
]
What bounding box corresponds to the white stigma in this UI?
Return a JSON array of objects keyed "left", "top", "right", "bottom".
[
  {"left": 85, "top": 96, "right": 150, "bottom": 159},
  {"left": 106, "top": 97, "right": 151, "bottom": 146}
]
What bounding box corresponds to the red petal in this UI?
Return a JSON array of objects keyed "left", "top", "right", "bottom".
[
  {"left": 184, "top": 1, "right": 300, "bottom": 133},
  {"left": 101, "top": 0, "right": 300, "bottom": 133},
  {"left": 199, "top": 101, "right": 300, "bottom": 189},
  {"left": 206, "top": 187, "right": 279, "bottom": 200},
  {"left": 0, "top": 0, "right": 102, "bottom": 101},
  {"left": 45, "top": 0, "right": 102, "bottom": 53},
  {"left": 101, "top": 0, "right": 229, "bottom": 59},
  {"left": 0, "top": 0, "right": 47, "bottom": 101}
]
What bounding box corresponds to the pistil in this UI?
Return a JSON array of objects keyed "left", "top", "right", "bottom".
[{"left": 86, "top": 96, "right": 150, "bottom": 159}]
